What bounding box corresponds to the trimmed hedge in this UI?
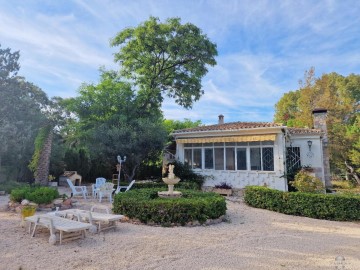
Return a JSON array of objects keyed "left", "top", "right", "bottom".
[
  {"left": 131, "top": 181, "right": 199, "bottom": 190},
  {"left": 113, "top": 188, "right": 226, "bottom": 226},
  {"left": 10, "top": 185, "right": 59, "bottom": 204},
  {"left": 244, "top": 186, "right": 360, "bottom": 221}
]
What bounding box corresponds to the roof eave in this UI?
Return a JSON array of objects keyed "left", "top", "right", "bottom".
[{"left": 172, "top": 126, "right": 286, "bottom": 137}]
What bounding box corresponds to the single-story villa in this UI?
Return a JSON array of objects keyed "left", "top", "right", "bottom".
[{"left": 172, "top": 109, "right": 330, "bottom": 191}]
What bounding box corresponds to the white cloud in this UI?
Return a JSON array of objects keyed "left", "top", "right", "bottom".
[{"left": 1, "top": 0, "right": 360, "bottom": 122}]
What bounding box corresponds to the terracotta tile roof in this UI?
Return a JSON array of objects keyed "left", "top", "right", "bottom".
[
  {"left": 173, "top": 122, "right": 283, "bottom": 134},
  {"left": 288, "top": 127, "right": 323, "bottom": 135},
  {"left": 173, "top": 122, "right": 323, "bottom": 136}
]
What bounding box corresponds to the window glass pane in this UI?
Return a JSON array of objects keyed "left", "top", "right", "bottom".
[
  {"left": 250, "top": 148, "right": 261, "bottom": 170},
  {"left": 236, "top": 148, "right": 247, "bottom": 170},
  {"left": 184, "top": 149, "right": 192, "bottom": 166},
  {"left": 226, "top": 148, "right": 235, "bottom": 170},
  {"left": 214, "top": 143, "right": 224, "bottom": 147},
  {"left": 203, "top": 143, "right": 213, "bottom": 147},
  {"left": 192, "top": 143, "right": 202, "bottom": 147},
  {"left": 184, "top": 143, "right": 192, "bottom": 147},
  {"left": 262, "top": 147, "right": 274, "bottom": 171},
  {"left": 262, "top": 141, "right": 274, "bottom": 145},
  {"left": 249, "top": 142, "right": 260, "bottom": 146},
  {"left": 214, "top": 148, "right": 224, "bottom": 170},
  {"left": 193, "top": 149, "right": 202, "bottom": 169},
  {"left": 205, "top": 148, "right": 214, "bottom": 169},
  {"left": 237, "top": 142, "right": 248, "bottom": 146},
  {"left": 225, "top": 142, "right": 235, "bottom": 146}
]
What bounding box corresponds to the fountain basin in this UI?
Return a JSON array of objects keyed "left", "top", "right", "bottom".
[
  {"left": 162, "top": 177, "right": 180, "bottom": 185},
  {"left": 158, "top": 176, "right": 182, "bottom": 198}
]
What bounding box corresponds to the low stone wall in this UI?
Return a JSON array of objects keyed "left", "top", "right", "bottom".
[{"left": 7, "top": 198, "right": 74, "bottom": 213}]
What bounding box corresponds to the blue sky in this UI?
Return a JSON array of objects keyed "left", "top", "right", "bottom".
[{"left": 1, "top": 0, "right": 360, "bottom": 125}]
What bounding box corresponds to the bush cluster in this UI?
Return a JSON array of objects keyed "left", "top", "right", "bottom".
[
  {"left": 244, "top": 186, "right": 360, "bottom": 221},
  {"left": 10, "top": 185, "right": 59, "bottom": 204},
  {"left": 331, "top": 180, "right": 355, "bottom": 190},
  {"left": 290, "top": 169, "right": 325, "bottom": 193},
  {"left": 170, "top": 161, "right": 206, "bottom": 188},
  {"left": 113, "top": 188, "right": 226, "bottom": 226},
  {"left": 0, "top": 181, "right": 27, "bottom": 194}
]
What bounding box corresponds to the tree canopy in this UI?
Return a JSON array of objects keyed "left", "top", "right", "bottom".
[
  {"left": 111, "top": 16, "right": 217, "bottom": 109},
  {"left": 65, "top": 70, "right": 167, "bottom": 180},
  {"left": 274, "top": 68, "right": 360, "bottom": 182},
  {"left": 0, "top": 45, "right": 51, "bottom": 182}
]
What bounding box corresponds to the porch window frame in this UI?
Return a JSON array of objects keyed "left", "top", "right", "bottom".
[{"left": 183, "top": 141, "right": 275, "bottom": 172}]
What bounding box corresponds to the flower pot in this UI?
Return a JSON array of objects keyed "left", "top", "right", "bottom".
[
  {"left": 21, "top": 206, "right": 36, "bottom": 219},
  {"left": 213, "top": 188, "right": 232, "bottom": 196}
]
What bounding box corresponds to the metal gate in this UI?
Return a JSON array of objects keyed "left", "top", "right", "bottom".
[{"left": 286, "top": 147, "right": 301, "bottom": 171}]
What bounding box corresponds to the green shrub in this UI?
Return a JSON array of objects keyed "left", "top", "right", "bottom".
[
  {"left": 170, "top": 161, "right": 206, "bottom": 188},
  {"left": 26, "top": 187, "right": 59, "bottom": 204},
  {"left": 10, "top": 186, "right": 32, "bottom": 203},
  {"left": 10, "top": 185, "right": 59, "bottom": 204},
  {"left": 244, "top": 186, "right": 360, "bottom": 221},
  {"left": 331, "top": 180, "right": 355, "bottom": 190},
  {"left": 290, "top": 169, "right": 325, "bottom": 193},
  {"left": 113, "top": 188, "right": 226, "bottom": 226},
  {"left": 0, "top": 181, "right": 27, "bottom": 194}
]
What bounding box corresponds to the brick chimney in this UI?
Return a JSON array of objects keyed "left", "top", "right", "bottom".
[
  {"left": 218, "top": 114, "right": 224, "bottom": 124},
  {"left": 312, "top": 109, "right": 331, "bottom": 187},
  {"left": 312, "top": 109, "right": 328, "bottom": 144}
]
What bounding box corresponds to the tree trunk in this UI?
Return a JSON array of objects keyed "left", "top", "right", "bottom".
[
  {"left": 35, "top": 131, "right": 53, "bottom": 186},
  {"left": 0, "top": 154, "right": 2, "bottom": 182},
  {"left": 128, "top": 164, "right": 139, "bottom": 181},
  {"left": 345, "top": 161, "right": 360, "bottom": 185}
]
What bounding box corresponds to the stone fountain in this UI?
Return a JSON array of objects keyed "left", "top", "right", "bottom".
[{"left": 158, "top": 164, "right": 182, "bottom": 198}]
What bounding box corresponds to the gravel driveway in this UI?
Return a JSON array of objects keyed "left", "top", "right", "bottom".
[{"left": 0, "top": 194, "right": 359, "bottom": 270}]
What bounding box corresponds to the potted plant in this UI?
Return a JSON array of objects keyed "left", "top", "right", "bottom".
[
  {"left": 21, "top": 205, "right": 37, "bottom": 218},
  {"left": 48, "top": 175, "right": 58, "bottom": 187},
  {"left": 20, "top": 205, "right": 37, "bottom": 227},
  {"left": 213, "top": 182, "right": 233, "bottom": 196}
]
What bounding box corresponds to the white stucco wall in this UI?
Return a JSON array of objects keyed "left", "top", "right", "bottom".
[{"left": 286, "top": 136, "right": 325, "bottom": 184}]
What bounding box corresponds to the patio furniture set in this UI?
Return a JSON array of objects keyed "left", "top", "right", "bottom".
[
  {"left": 24, "top": 177, "right": 135, "bottom": 245},
  {"left": 25, "top": 206, "right": 124, "bottom": 245},
  {"left": 66, "top": 177, "right": 136, "bottom": 202}
]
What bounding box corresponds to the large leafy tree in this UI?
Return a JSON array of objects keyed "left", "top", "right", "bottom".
[
  {"left": 110, "top": 16, "right": 217, "bottom": 109},
  {"left": 0, "top": 45, "right": 50, "bottom": 182},
  {"left": 274, "top": 68, "right": 360, "bottom": 183},
  {"left": 163, "top": 118, "right": 202, "bottom": 143},
  {"left": 65, "top": 70, "right": 167, "bottom": 181}
]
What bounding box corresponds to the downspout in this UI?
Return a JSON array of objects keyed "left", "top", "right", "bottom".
[{"left": 281, "top": 128, "right": 289, "bottom": 191}]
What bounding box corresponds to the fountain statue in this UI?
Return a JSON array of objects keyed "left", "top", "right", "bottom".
[{"left": 158, "top": 164, "right": 182, "bottom": 198}]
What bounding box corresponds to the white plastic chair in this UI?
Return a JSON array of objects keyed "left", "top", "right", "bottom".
[
  {"left": 98, "top": 182, "right": 115, "bottom": 203},
  {"left": 115, "top": 180, "right": 135, "bottom": 194},
  {"left": 66, "top": 179, "right": 87, "bottom": 199},
  {"left": 92, "top": 178, "right": 105, "bottom": 197},
  {"left": 92, "top": 177, "right": 106, "bottom": 198}
]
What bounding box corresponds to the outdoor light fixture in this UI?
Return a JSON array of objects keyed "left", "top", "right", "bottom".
[
  {"left": 116, "top": 155, "right": 127, "bottom": 187},
  {"left": 307, "top": 140, "right": 312, "bottom": 151}
]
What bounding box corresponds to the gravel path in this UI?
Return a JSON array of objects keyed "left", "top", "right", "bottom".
[{"left": 0, "top": 192, "right": 360, "bottom": 270}]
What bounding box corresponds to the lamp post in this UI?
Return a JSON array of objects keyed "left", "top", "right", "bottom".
[{"left": 117, "top": 155, "right": 126, "bottom": 188}]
